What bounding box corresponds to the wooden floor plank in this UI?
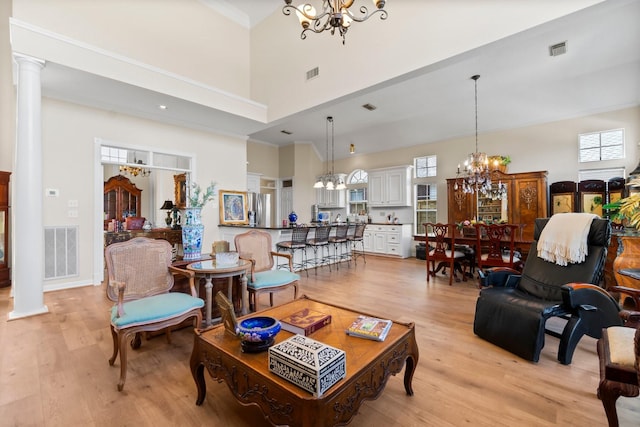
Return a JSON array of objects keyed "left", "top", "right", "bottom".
[{"left": 0, "top": 255, "right": 638, "bottom": 426}]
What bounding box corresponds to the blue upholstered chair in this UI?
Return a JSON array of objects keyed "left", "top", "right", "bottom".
[
  {"left": 234, "top": 230, "right": 300, "bottom": 311},
  {"left": 104, "top": 237, "right": 204, "bottom": 391}
]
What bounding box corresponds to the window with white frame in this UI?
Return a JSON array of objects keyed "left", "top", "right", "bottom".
[
  {"left": 347, "top": 169, "right": 368, "bottom": 216},
  {"left": 579, "top": 129, "right": 624, "bottom": 162},
  {"left": 415, "top": 184, "right": 437, "bottom": 235},
  {"left": 414, "top": 155, "right": 437, "bottom": 178}
]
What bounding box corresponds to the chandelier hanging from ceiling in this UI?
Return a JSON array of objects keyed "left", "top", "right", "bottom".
[
  {"left": 314, "top": 116, "right": 346, "bottom": 190},
  {"left": 455, "top": 74, "right": 498, "bottom": 198},
  {"left": 282, "top": 0, "right": 388, "bottom": 44},
  {"left": 119, "top": 157, "right": 151, "bottom": 177}
]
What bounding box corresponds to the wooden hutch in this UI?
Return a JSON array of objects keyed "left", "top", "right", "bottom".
[
  {"left": 0, "top": 171, "right": 10, "bottom": 287},
  {"left": 446, "top": 170, "right": 548, "bottom": 241},
  {"left": 103, "top": 175, "right": 141, "bottom": 229}
]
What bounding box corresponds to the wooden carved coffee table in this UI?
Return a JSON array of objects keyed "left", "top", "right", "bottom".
[{"left": 190, "top": 295, "right": 419, "bottom": 427}]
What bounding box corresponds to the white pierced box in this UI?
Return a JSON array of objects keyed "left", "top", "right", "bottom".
[{"left": 268, "top": 334, "right": 346, "bottom": 397}]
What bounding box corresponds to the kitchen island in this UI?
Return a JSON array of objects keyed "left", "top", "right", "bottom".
[{"left": 219, "top": 222, "right": 412, "bottom": 272}]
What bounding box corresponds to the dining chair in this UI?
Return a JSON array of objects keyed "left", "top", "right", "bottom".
[
  {"left": 474, "top": 223, "right": 522, "bottom": 282},
  {"left": 104, "top": 237, "right": 204, "bottom": 391},
  {"left": 234, "top": 230, "right": 300, "bottom": 311},
  {"left": 596, "top": 286, "right": 640, "bottom": 426},
  {"left": 424, "top": 222, "right": 466, "bottom": 286}
]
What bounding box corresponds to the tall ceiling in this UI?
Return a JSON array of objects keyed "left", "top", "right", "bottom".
[{"left": 39, "top": 0, "right": 640, "bottom": 161}]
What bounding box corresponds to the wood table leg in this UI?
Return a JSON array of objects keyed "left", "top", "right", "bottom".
[
  {"left": 190, "top": 333, "right": 207, "bottom": 405},
  {"left": 241, "top": 272, "right": 249, "bottom": 315},
  {"left": 204, "top": 273, "right": 213, "bottom": 327}
]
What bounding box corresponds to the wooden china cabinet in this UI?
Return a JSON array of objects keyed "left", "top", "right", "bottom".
[
  {"left": 446, "top": 170, "right": 548, "bottom": 241},
  {"left": 103, "top": 175, "right": 142, "bottom": 229},
  {"left": 0, "top": 171, "right": 10, "bottom": 287}
]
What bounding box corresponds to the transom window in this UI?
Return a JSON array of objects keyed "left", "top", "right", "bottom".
[
  {"left": 349, "top": 169, "right": 368, "bottom": 184},
  {"left": 579, "top": 129, "right": 624, "bottom": 162},
  {"left": 414, "top": 155, "right": 437, "bottom": 178}
]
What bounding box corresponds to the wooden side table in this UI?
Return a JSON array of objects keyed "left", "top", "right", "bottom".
[{"left": 187, "top": 259, "right": 251, "bottom": 327}]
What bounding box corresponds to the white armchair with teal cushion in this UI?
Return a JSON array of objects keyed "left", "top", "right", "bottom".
[
  {"left": 234, "top": 230, "right": 300, "bottom": 311},
  {"left": 105, "top": 237, "right": 204, "bottom": 391}
]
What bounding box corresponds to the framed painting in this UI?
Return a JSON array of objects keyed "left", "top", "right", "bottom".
[
  {"left": 582, "top": 193, "right": 604, "bottom": 216},
  {"left": 215, "top": 291, "right": 238, "bottom": 336},
  {"left": 552, "top": 194, "right": 575, "bottom": 214},
  {"left": 219, "top": 190, "right": 248, "bottom": 225},
  {"left": 174, "top": 173, "right": 187, "bottom": 209}
]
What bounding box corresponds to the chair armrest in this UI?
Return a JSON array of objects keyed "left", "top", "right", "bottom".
[
  {"left": 272, "top": 251, "right": 294, "bottom": 271},
  {"left": 561, "top": 282, "right": 620, "bottom": 310},
  {"left": 619, "top": 309, "right": 640, "bottom": 327},
  {"left": 239, "top": 256, "right": 256, "bottom": 282},
  {"left": 169, "top": 266, "right": 198, "bottom": 298},
  {"left": 608, "top": 285, "right": 640, "bottom": 310},
  {"left": 480, "top": 267, "right": 521, "bottom": 288},
  {"left": 110, "top": 280, "right": 127, "bottom": 318}
]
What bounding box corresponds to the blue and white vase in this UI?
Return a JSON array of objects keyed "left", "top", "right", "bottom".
[{"left": 182, "top": 207, "right": 204, "bottom": 260}]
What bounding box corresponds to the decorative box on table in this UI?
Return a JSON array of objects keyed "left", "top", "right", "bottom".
[{"left": 268, "top": 334, "right": 346, "bottom": 397}]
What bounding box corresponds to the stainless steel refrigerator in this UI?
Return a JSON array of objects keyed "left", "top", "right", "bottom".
[{"left": 247, "top": 192, "right": 273, "bottom": 228}]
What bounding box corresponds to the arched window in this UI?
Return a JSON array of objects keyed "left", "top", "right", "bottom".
[{"left": 347, "top": 169, "right": 368, "bottom": 216}]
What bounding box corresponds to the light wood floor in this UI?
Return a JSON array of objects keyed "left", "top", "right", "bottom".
[{"left": 1, "top": 256, "right": 639, "bottom": 426}]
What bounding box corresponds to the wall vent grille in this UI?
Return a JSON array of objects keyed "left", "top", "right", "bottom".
[
  {"left": 306, "top": 67, "right": 319, "bottom": 80},
  {"left": 549, "top": 41, "right": 567, "bottom": 56},
  {"left": 44, "top": 226, "right": 78, "bottom": 279}
]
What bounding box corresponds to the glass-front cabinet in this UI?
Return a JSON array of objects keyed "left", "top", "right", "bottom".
[
  {"left": 0, "top": 171, "right": 10, "bottom": 287},
  {"left": 103, "top": 175, "right": 142, "bottom": 229},
  {"left": 415, "top": 183, "right": 437, "bottom": 235}
]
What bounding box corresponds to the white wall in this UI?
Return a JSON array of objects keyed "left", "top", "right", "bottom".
[{"left": 41, "top": 97, "right": 247, "bottom": 289}]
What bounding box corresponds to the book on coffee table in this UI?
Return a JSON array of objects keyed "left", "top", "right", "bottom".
[
  {"left": 280, "top": 308, "right": 332, "bottom": 336},
  {"left": 346, "top": 315, "right": 392, "bottom": 342}
]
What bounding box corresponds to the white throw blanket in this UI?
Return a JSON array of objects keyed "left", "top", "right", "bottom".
[{"left": 537, "top": 213, "right": 598, "bottom": 266}]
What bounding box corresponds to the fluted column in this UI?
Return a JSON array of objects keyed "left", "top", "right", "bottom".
[{"left": 9, "top": 54, "right": 48, "bottom": 319}]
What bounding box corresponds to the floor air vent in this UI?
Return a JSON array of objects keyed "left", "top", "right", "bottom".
[{"left": 44, "top": 226, "right": 78, "bottom": 279}]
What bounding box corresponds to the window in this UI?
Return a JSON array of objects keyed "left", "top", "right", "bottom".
[
  {"left": 578, "top": 167, "right": 625, "bottom": 182},
  {"left": 579, "top": 129, "right": 624, "bottom": 162},
  {"left": 415, "top": 184, "right": 437, "bottom": 235},
  {"left": 414, "top": 155, "right": 437, "bottom": 178},
  {"left": 347, "top": 169, "right": 368, "bottom": 216}
]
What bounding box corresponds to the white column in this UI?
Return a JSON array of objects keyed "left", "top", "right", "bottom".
[{"left": 9, "top": 54, "right": 48, "bottom": 320}]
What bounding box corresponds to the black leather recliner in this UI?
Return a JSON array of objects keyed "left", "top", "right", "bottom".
[{"left": 473, "top": 217, "right": 621, "bottom": 364}]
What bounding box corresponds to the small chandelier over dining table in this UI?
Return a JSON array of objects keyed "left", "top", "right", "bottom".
[
  {"left": 314, "top": 116, "right": 346, "bottom": 191},
  {"left": 282, "top": 0, "right": 388, "bottom": 44},
  {"left": 455, "top": 75, "right": 493, "bottom": 197},
  {"left": 119, "top": 156, "right": 151, "bottom": 177}
]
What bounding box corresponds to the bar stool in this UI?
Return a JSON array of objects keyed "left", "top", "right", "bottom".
[
  {"left": 328, "top": 224, "right": 350, "bottom": 270},
  {"left": 276, "top": 226, "right": 310, "bottom": 277},
  {"left": 347, "top": 223, "right": 367, "bottom": 265},
  {"left": 305, "top": 225, "right": 332, "bottom": 274}
]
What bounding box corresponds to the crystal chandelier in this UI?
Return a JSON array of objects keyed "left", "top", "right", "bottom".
[
  {"left": 314, "top": 116, "right": 346, "bottom": 190},
  {"left": 119, "top": 156, "right": 151, "bottom": 177},
  {"left": 283, "top": 0, "right": 388, "bottom": 44},
  {"left": 455, "top": 75, "right": 492, "bottom": 196}
]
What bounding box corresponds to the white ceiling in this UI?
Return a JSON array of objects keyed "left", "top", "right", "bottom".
[{"left": 39, "top": 0, "right": 640, "bottom": 161}]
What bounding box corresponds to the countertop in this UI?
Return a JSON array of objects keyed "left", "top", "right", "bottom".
[{"left": 218, "top": 222, "right": 409, "bottom": 230}]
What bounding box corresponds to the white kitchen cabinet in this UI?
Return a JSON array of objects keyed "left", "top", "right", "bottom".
[
  {"left": 247, "top": 172, "right": 261, "bottom": 193},
  {"left": 367, "top": 166, "right": 412, "bottom": 207},
  {"left": 316, "top": 174, "right": 346, "bottom": 208},
  {"left": 362, "top": 224, "right": 412, "bottom": 258}
]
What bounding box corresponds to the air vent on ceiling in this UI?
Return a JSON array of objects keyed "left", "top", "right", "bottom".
[
  {"left": 549, "top": 41, "right": 567, "bottom": 57},
  {"left": 280, "top": 130, "right": 292, "bottom": 135},
  {"left": 362, "top": 103, "right": 377, "bottom": 111},
  {"left": 306, "top": 67, "right": 319, "bottom": 81}
]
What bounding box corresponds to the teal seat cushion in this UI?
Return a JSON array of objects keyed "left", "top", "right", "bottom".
[
  {"left": 251, "top": 270, "right": 299, "bottom": 290},
  {"left": 111, "top": 293, "right": 204, "bottom": 328}
]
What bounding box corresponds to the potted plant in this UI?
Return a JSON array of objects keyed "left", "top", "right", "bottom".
[
  {"left": 603, "top": 192, "right": 640, "bottom": 231},
  {"left": 489, "top": 155, "right": 511, "bottom": 173}
]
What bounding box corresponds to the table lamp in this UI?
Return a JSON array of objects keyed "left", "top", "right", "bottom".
[{"left": 160, "top": 200, "right": 174, "bottom": 227}]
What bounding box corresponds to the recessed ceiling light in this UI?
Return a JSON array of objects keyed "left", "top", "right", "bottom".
[{"left": 158, "top": 104, "right": 168, "bottom": 110}]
